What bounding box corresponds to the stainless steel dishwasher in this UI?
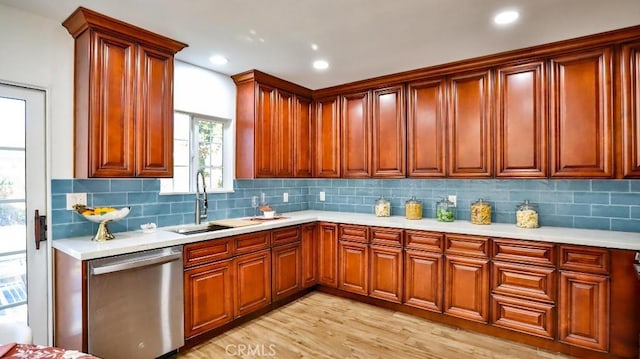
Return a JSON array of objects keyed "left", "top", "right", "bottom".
[{"left": 87, "top": 246, "right": 184, "bottom": 359}]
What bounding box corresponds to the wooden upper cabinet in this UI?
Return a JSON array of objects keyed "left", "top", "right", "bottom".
[
  {"left": 407, "top": 78, "right": 446, "bottom": 177},
  {"left": 447, "top": 70, "right": 493, "bottom": 177},
  {"left": 341, "top": 91, "right": 371, "bottom": 177},
  {"left": 255, "top": 83, "right": 277, "bottom": 177},
  {"left": 495, "top": 62, "right": 547, "bottom": 178},
  {"left": 372, "top": 85, "right": 406, "bottom": 177},
  {"left": 135, "top": 45, "right": 175, "bottom": 177},
  {"left": 549, "top": 48, "right": 613, "bottom": 178},
  {"left": 293, "top": 96, "right": 313, "bottom": 177},
  {"left": 315, "top": 96, "right": 341, "bottom": 177},
  {"left": 621, "top": 41, "right": 640, "bottom": 178},
  {"left": 232, "top": 70, "right": 313, "bottom": 178},
  {"left": 63, "top": 7, "right": 186, "bottom": 178},
  {"left": 275, "top": 90, "right": 295, "bottom": 177}
]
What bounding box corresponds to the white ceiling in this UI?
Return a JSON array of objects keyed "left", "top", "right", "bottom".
[{"left": 3, "top": 0, "right": 640, "bottom": 89}]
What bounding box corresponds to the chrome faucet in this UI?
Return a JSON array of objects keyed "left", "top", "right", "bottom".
[{"left": 195, "top": 170, "right": 208, "bottom": 224}]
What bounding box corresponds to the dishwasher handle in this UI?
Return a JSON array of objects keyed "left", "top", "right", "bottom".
[{"left": 91, "top": 251, "right": 182, "bottom": 276}]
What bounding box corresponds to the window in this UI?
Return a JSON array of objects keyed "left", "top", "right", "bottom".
[{"left": 160, "top": 111, "right": 232, "bottom": 193}]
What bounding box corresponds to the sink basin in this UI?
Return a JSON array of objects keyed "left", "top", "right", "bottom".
[{"left": 172, "top": 223, "right": 233, "bottom": 235}]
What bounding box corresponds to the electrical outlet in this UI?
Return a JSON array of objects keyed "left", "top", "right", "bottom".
[
  {"left": 283, "top": 192, "right": 289, "bottom": 202},
  {"left": 319, "top": 191, "right": 326, "bottom": 202},
  {"left": 448, "top": 195, "right": 457, "bottom": 206},
  {"left": 66, "top": 193, "right": 87, "bottom": 210}
]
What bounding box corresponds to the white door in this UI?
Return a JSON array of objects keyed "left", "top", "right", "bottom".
[{"left": 0, "top": 83, "right": 48, "bottom": 344}]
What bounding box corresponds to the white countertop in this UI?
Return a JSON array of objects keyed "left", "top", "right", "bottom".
[{"left": 52, "top": 210, "right": 640, "bottom": 260}]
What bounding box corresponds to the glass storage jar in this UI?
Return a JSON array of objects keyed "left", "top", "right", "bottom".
[
  {"left": 405, "top": 196, "right": 422, "bottom": 220},
  {"left": 436, "top": 198, "right": 456, "bottom": 222},
  {"left": 374, "top": 196, "right": 391, "bottom": 217},
  {"left": 516, "top": 200, "right": 539, "bottom": 228},
  {"left": 470, "top": 199, "right": 491, "bottom": 225}
]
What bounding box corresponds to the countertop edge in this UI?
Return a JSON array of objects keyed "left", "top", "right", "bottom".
[{"left": 52, "top": 210, "right": 640, "bottom": 260}]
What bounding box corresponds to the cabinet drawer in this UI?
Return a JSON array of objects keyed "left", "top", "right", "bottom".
[
  {"left": 370, "top": 227, "right": 403, "bottom": 247},
  {"left": 491, "top": 294, "right": 555, "bottom": 339},
  {"left": 445, "top": 234, "right": 490, "bottom": 258},
  {"left": 339, "top": 224, "right": 369, "bottom": 243},
  {"left": 271, "top": 226, "right": 301, "bottom": 247},
  {"left": 184, "top": 238, "right": 234, "bottom": 267},
  {"left": 492, "top": 261, "right": 556, "bottom": 302},
  {"left": 559, "top": 245, "right": 609, "bottom": 274},
  {"left": 234, "top": 231, "right": 270, "bottom": 255},
  {"left": 493, "top": 238, "right": 555, "bottom": 267},
  {"left": 405, "top": 230, "right": 443, "bottom": 252}
]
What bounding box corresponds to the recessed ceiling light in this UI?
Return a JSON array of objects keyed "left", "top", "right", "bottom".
[
  {"left": 313, "top": 60, "right": 329, "bottom": 70},
  {"left": 209, "top": 55, "right": 228, "bottom": 65},
  {"left": 494, "top": 10, "right": 519, "bottom": 25},
  {"left": 311, "top": 43, "right": 319, "bottom": 51}
]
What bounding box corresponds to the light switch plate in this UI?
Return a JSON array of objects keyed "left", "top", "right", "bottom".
[
  {"left": 283, "top": 192, "right": 289, "bottom": 202},
  {"left": 448, "top": 195, "right": 457, "bottom": 207},
  {"left": 319, "top": 191, "right": 326, "bottom": 202},
  {"left": 66, "top": 193, "right": 87, "bottom": 210}
]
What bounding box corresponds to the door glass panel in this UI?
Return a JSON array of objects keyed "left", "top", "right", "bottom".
[{"left": 0, "top": 96, "right": 27, "bottom": 323}]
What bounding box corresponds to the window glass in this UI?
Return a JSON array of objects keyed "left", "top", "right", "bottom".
[{"left": 161, "top": 112, "right": 229, "bottom": 193}]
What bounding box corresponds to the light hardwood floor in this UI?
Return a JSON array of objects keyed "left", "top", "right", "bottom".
[{"left": 179, "top": 292, "right": 573, "bottom": 359}]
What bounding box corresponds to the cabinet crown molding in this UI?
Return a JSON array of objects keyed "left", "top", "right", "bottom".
[{"left": 62, "top": 6, "right": 188, "bottom": 53}]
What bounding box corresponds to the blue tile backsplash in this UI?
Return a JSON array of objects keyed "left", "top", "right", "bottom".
[{"left": 51, "top": 178, "right": 640, "bottom": 239}]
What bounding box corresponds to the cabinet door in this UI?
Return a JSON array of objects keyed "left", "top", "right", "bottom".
[
  {"left": 338, "top": 241, "right": 369, "bottom": 295},
  {"left": 558, "top": 271, "right": 610, "bottom": 351},
  {"left": 621, "top": 42, "right": 640, "bottom": 178},
  {"left": 407, "top": 78, "right": 446, "bottom": 177},
  {"left": 318, "top": 222, "right": 339, "bottom": 287},
  {"left": 275, "top": 90, "right": 294, "bottom": 177},
  {"left": 184, "top": 259, "right": 233, "bottom": 338},
  {"left": 550, "top": 48, "right": 613, "bottom": 177},
  {"left": 301, "top": 223, "right": 318, "bottom": 288},
  {"left": 314, "top": 96, "right": 341, "bottom": 177},
  {"left": 495, "top": 61, "right": 547, "bottom": 178},
  {"left": 447, "top": 70, "right": 492, "bottom": 177},
  {"left": 294, "top": 96, "right": 313, "bottom": 177},
  {"left": 135, "top": 45, "right": 174, "bottom": 177},
  {"left": 444, "top": 255, "right": 490, "bottom": 323},
  {"left": 271, "top": 243, "right": 301, "bottom": 301},
  {"left": 404, "top": 250, "right": 443, "bottom": 312},
  {"left": 341, "top": 91, "right": 371, "bottom": 177},
  {"left": 255, "top": 83, "right": 277, "bottom": 177},
  {"left": 369, "top": 245, "right": 402, "bottom": 303},
  {"left": 234, "top": 249, "right": 271, "bottom": 318},
  {"left": 372, "top": 85, "right": 406, "bottom": 177},
  {"left": 86, "top": 32, "right": 136, "bottom": 177}
]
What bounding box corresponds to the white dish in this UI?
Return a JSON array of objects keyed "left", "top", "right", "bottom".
[{"left": 263, "top": 210, "right": 276, "bottom": 219}]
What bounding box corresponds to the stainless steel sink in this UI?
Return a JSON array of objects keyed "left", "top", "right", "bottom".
[{"left": 172, "top": 224, "right": 233, "bottom": 235}]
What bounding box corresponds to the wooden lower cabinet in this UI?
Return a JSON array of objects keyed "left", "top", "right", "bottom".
[
  {"left": 234, "top": 249, "right": 271, "bottom": 318},
  {"left": 369, "top": 245, "right": 402, "bottom": 303},
  {"left": 272, "top": 242, "right": 301, "bottom": 301},
  {"left": 404, "top": 249, "right": 443, "bottom": 312},
  {"left": 318, "top": 222, "right": 339, "bottom": 287},
  {"left": 558, "top": 271, "right": 610, "bottom": 352},
  {"left": 301, "top": 223, "right": 318, "bottom": 288},
  {"left": 444, "top": 255, "right": 489, "bottom": 323},
  {"left": 338, "top": 241, "right": 369, "bottom": 295},
  {"left": 184, "top": 259, "right": 234, "bottom": 338}
]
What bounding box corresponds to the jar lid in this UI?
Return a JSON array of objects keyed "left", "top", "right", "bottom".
[
  {"left": 376, "top": 196, "right": 389, "bottom": 204},
  {"left": 516, "top": 200, "right": 537, "bottom": 210},
  {"left": 437, "top": 197, "right": 453, "bottom": 205},
  {"left": 406, "top": 196, "right": 421, "bottom": 204},
  {"left": 473, "top": 198, "right": 489, "bottom": 205}
]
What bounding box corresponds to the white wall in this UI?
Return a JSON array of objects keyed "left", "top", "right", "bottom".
[
  {"left": 174, "top": 60, "right": 236, "bottom": 119},
  {"left": 0, "top": 4, "right": 74, "bottom": 178}
]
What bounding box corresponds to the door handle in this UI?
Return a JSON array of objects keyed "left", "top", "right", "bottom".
[{"left": 34, "top": 209, "right": 47, "bottom": 250}]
